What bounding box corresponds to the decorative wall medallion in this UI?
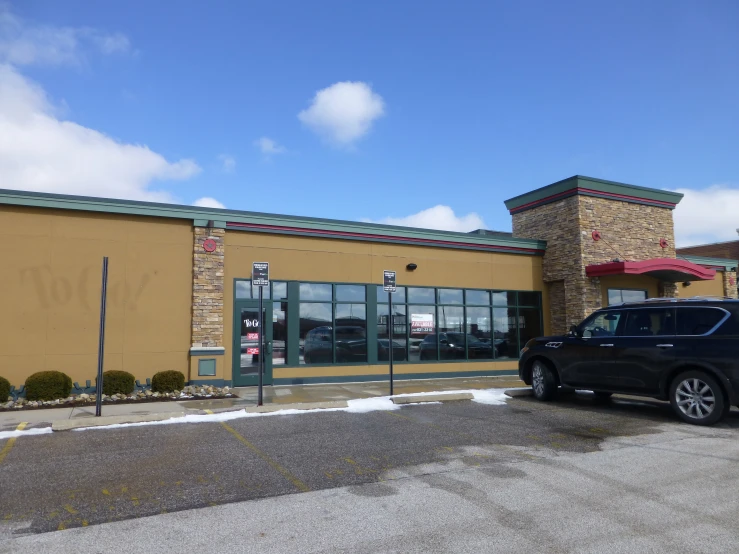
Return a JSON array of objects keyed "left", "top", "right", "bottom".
[
  {"left": 203, "top": 238, "right": 217, "bottom": 252},
  {"left": 659, "top": 238, "right": 669, "bottom": 249},
  {"left": 591, "top": 230, "right": 601, "bottom": 241}
]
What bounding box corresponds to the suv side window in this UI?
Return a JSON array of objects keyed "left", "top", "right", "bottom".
[
  {"left": 622, "top": 308, "right": 675, "bottom": 336},
  {"left": 579, "top": 311, "right": 622, "bottom": 337},
  {"left": 676, "top": 308, "right": 726, "bottom": 336}
]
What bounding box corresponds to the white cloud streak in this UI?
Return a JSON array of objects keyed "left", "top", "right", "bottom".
[
  {"left": 253, "top": 137, "right": 286, "bottom": 155},
  {"left": 673, "top": 185, "right": 739, "bottom": 246},
  {"left": 0, "top": 63, "right": 199, "bottom": 202},
  {"left": 193, "top": 197, "right": 225, "bottom": 209},
  {"left": 0, "top": 4, "right": 131, "bottom": 66},
  {"left": 366, "top": 205, "right": 486, "bottom": 233},
  {"left": 218, "top": 154, "right": 236, "bottom": 173},
  {"left": 298, "top": 81, "right": 385, "bottom": 146}
]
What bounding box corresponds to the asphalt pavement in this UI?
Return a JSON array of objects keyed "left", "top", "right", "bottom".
[{"left": 2, "top": 392, "right": 739, "bottom": 552}]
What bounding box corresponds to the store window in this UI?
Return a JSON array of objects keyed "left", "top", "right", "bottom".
[
  {"left": 411, "top": 305, "right": 437, "bottom": 361},
  {"left": 300, "top": 283, "right": 368, "bottom": 364},
  {"left": 377, "top": 286, "right": 542, "bottom": 362},
  {"left": 608, "top": 289, "right": 648, "bottom": 305},
  {"left": 236, "top": 279, "right": 543, "bottom": 369}
]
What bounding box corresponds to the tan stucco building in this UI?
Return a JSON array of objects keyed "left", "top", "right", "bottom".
[{"left": 0, "top": 175, "right": 736, "bottom": 391}]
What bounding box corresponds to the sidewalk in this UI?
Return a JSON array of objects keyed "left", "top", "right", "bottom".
[{"left": 0, "top": 375, "right": 526, "bottom": 432}]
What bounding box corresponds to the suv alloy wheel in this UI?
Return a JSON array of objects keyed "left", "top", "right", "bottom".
[
  {"left": 531, "top": 360, "right": 558, "bottom": 401},
  {"left": 669, "top": 370, "right": 728, "bottom": 426}
]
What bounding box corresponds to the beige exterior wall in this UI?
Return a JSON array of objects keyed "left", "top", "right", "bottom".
[
  {"left": 687, "top": 271, "right": 727, "bottom": 298},
  {"left": 0, "top": 206, "right": 193, "bottom": 388},
  {"left": 221, "top": 231, "right": 545, "bottom": 383}
]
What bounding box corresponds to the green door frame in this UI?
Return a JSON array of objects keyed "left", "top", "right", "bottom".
[{"left": 232, "top": 299, "right": 274, "bottom": 387}]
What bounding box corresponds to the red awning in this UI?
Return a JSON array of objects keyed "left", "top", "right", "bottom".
[{"left": 585, "top": 258, "right": 716, "bottom": 282}]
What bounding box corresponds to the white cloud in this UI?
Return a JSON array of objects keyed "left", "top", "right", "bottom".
[
  {"left": 298, "top": 81, "right": 384, "bottom": 146},
  {"left": 366, "top": 205, "right": 486, "bottom": 233},
  {"left": 0, "top": 4, "right": 131, "bottom": 66},
  {"left": 193, "top": 197, "right": 225, "bottom": 209},
  {"left": 673, "top": 185, "right": 739, "bottom": 246},
  {"left": 218, "top": 154, "right": 236, "bottom": 173},
  {"left": 254, "top": 137, "right": 286, "bottom": 155},
  {"left": 0, "top": 63, "right": 199, "bottom": 201}
]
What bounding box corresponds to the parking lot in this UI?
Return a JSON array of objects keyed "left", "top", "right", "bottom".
[{"left": 2, "top": 391, "right": 739, "bottom": 552}]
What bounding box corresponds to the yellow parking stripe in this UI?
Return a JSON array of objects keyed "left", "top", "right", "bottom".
[
  {"left": 205, "top": 411, "right": 310, "bottom": 493},
  {"left": 0, "top": 422, "right": 28, "bottom": 465}
]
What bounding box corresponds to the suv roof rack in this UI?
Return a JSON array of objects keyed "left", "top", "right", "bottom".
[{"left": 610, "top": 295, "right": 737, "bottom": 307}]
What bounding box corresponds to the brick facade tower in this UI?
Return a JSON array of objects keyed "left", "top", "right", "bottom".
[{"left": 505, "top": 176, "right": 690, "bottom": 334}]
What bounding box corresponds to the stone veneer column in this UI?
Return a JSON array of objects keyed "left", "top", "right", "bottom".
[
  {"left": 192, "top": 227, "right": 225, "bottom": 348},
  {"left": 723, "top": 270, "right": 738, "bottom": 299},
  {"left": 659, "top": 282, "right": 679, "bottom": 298},
  {"left": 512, "top": 192, "right": 680, "bottom": 333}
]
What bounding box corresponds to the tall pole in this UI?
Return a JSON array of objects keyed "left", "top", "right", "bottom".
[
  {"left": 95, "top": 257, "right": 109, "bottom": 417},
  {"left": 388, "top": 291, "right": 394, "bottom": 396},
  {"left": 258, "top": 285, "right": 264, "bottom": 406}
]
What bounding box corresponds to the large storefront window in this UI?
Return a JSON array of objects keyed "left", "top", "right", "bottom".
[
  {"left": 300, "top": 283, "right": 368, "bottom": 364},
  {"left": 377, "top": 287, "right": 542, "bottom": 363},
  {"left": 236, "top": 279, "right": 542, "bottom": 368},
  {"left": 377, "top": 304, "right": 407, "bottom": 361}
]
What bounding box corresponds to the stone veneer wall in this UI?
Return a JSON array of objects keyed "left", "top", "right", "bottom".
[
  {"left": 512, "top": 195, "right": 679, "bottom": 333},
  {"left": 548, "top": 281, "right": 566, "bottom": 334},
  {"left": 723, "top": 270, "right": 738, "bottom": 299},
  {"left": 192, "top": 227, "right": 225, "bottom": 348}
]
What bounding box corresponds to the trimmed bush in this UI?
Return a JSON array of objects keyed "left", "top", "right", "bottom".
[
  {"left": 151, "top": 370, "right": 185, "bottom": 393},
  {"left": 100, "top": 370, "right": 135, "bottom": 396},
  {"left": 0, "top": 376, "right": 10, "bottom": 401},
  {"left": 25, "top": 371, "right": 72, "bottom": 401}
]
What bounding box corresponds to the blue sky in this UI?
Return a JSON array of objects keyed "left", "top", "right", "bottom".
[{"left": 1, "top": 0, "right": 738, "bottom": 245}]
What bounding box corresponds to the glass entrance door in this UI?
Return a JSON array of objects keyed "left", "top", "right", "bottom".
[{"left": 233, "top": 300, "right": 274, "bottom": 387}]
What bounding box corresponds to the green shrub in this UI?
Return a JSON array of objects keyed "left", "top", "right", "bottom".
[
  {"left": 99, "top": 370, "right": 135, "bottom": 396},
  {"left": 25, "top": 371, "right": 72, "bottom": 401},
  {"left": 151, "top": 370, "right": 185, "bottom": 393},
  {"left": 0, "top": 376, "right": 10, "bottom": 401}
]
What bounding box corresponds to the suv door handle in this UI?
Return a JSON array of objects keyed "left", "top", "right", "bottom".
[
  {"left": 656, "top": 344, "right": 673, "bottom": 348},
  {"left": 600, "top": 344, "right": 614, "bottom": 347}
]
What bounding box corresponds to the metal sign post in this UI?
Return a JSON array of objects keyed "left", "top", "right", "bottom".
[
  {"left": 252, "top": 262, "right": 270, "bottom": 406},
  {"left": 383, "top": 270, "right": 397, "bottom": 396},
  {"left": 95, "top": 257, "right": 109, "bottom": 417}
]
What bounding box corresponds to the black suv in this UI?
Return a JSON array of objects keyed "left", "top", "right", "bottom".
[{"left": 519, "top": 298, "right": 739, "bottom": 425}]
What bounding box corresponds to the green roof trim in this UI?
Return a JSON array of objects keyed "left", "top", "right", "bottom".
[
  {"left": 680, "top": 255, "right": 738, "bottom": 272},
  {"left": 504, "top": 175, "right": 684, "bottom": 213},
  {"left": 0, "top": 188, "right": 546, "bottom": 255}
]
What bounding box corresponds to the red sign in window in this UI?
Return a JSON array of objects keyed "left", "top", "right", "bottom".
[
  {"left": 246, "top": 333, "right": 259, "bottom": 340},
  {"left": 246, "top": 348, "right": 260, "bottom": 355}
]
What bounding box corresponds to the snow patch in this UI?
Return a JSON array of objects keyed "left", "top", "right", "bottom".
[
  {"left": 470, "top": 389, "right": 508, "bottom": 405},
  {"left": 0, "top": 427, "right": 53, "bottom": 440},
  {"left": 73, "top": 388, "right": 510, "bottom": 432}
]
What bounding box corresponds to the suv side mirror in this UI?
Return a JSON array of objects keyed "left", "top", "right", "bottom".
[{"left": 569, "top": 325, "right": 579, "bottom": 337}]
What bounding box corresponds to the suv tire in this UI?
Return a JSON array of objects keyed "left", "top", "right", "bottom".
[
  {"left": 669, "top": 370, "right": 728, "bottom": 426},
  {"left": 531, "top": 360, "right": 558, "bottom": 401}
]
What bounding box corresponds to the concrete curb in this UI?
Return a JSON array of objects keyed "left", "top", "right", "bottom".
[
  {"left": 504, "top": 388, "right": 533, "bottom": 398},
  {"left": 392, "top": 392, "right": 474, "bottom": 405},
  {"left": 244, "top": 400, "right": 349, "bottom": 413},
  {"left": 52, "top": 412, "right": 186, "bottom": 432}
]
